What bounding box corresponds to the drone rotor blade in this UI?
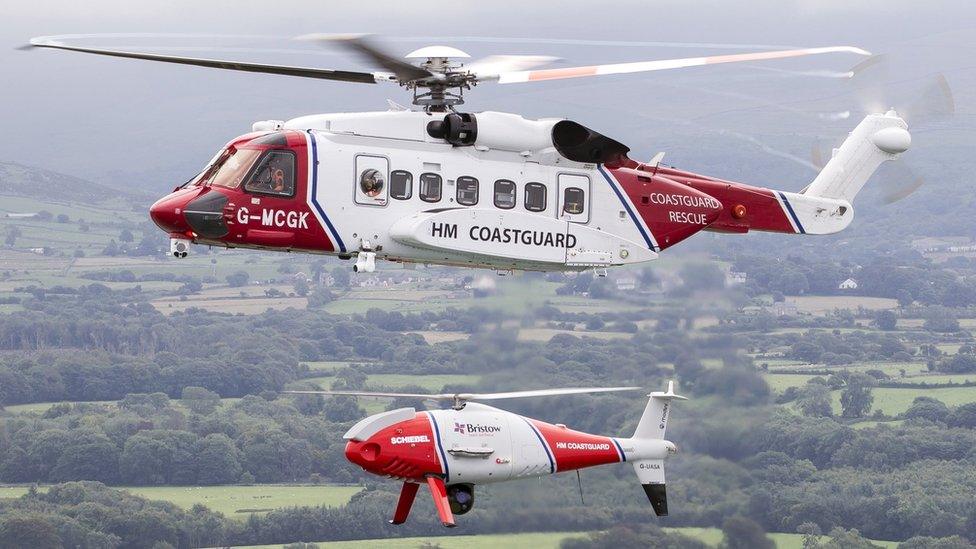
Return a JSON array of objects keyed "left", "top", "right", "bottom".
[
  {"left": 283, "top": 390, "right": 443, "bottom": 400},
  {"left": 300, "top": 33, "right": 432, "bottom": 83},
  {"left": 496, "top": 45, "right": 870, "bottom": 84},
  {"left": 27, "top": 35, "right": 380, "bottom": 83}
]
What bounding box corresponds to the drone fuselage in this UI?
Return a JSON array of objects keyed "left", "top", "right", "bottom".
[{"left": 151, "top": 109, "right": 840, "bottom": 272}]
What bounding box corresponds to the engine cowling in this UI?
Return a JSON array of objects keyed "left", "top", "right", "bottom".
[{"left": 427, "top": 111, "right": 630, "bottom": 164}]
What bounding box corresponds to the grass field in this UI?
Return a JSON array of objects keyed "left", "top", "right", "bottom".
[
  {"left": 300, "top": 373, "right": 481, "bottom": 391},
  {"left": 234, "top": 527, "right": 900, "bottom": 548},
  {"left": 0, "top": 484, "right": 362, "bottom": 519},
  {"left": 831, "top": 386, "right": 976, "bottom": 416},
  {"left": 787, "top": 296, "right": 898, "bottom": 315}
]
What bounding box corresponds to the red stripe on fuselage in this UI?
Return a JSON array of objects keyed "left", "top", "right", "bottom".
[
  {"left": 654, "top": 167, "right": 797, "bottom": 233},
  {"left": 529, "top": 420, "right": 622, "bottom": 472}
]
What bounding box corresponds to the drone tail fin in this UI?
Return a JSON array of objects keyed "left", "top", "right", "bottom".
[{"left": 629, "top": 381, "right": 686, "bottom": 517}]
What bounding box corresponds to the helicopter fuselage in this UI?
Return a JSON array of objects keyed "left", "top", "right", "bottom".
[{"left": 149, "top": 109, "right": 899, "bottom": 272}]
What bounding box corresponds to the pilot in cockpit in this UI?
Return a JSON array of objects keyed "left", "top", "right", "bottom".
[{"left": 248, "top": 153, "right": 294, "bottom": 195}]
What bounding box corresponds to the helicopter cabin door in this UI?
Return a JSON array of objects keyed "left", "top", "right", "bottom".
[
  {"left": 557, "top": 173, "right": 590, "bottom": 224},
  {"left": 354, "top": 154, "right": 389, "bottom": 206}
]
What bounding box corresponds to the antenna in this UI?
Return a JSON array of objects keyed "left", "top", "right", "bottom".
[{"left": 576, "top": 470, "right": 585, "bottom": 505}]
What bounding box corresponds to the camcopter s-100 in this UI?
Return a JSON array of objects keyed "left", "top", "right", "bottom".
[
  {"left": 28, "top": 34, "right": 911, "bottom": 273},
  {"left": 285, "top": 382, "right": 686, "bottom": 527}
]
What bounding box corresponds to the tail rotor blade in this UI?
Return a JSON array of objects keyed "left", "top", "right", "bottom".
[{"left": 879, "top": 164, "right": 925, "bottom": 204}]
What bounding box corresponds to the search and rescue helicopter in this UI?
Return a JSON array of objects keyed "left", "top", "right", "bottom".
[
  {"left": 285, "top": 382, "right": 686, "bottom": 527},
  {"left": 27, "top": 35, "right": 912, "bottom": 273}
]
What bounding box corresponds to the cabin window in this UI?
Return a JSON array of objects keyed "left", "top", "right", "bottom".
[
  {"left": 359, "top": 168, "right": 385, "bottom": 198},
  {"left": 524, "top": 183, "right": 547, "bottom": 212},
  {"left": 391, "top": 170, "right": 413, "bottom": 200},
  {"left": 493, "top": 179, "right": 516, "bottom": 209},
  {"left": 243, "top": 151, "right": 296, "bottom": 197},
  {"left": 456, "top": 176, "right": 479, "bottom": 206},
  {"left": 563, "top": 187, "right": 585, "bottom": 215},
  {"left": 419, "top": 173, "right": 442, "bottom": 202}
]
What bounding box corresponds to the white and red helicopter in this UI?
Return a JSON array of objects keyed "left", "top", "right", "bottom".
[
  {"left": 28, "top": 35, "right": 911, "bottom": 273},
  {"left": 286, "top": 382, "right": 685, "bottom": 527}
]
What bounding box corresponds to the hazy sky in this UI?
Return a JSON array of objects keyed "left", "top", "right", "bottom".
[{"left": 1, "top": 0, "right": 973, "bottom": 189}]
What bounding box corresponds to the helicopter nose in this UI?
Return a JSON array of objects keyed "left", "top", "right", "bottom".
[
  {"left": 149, "top": 186, "right": 206, "bottom": 234},
  {"left": 149, "top": 193, "right": 189, "bottom": 234}
]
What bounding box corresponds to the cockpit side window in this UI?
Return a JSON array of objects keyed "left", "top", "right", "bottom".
[
  {"left": 244, "top": 151, "right": 297, "bottom": 197},
  {"left": 208, "top": 148, "right": 262, "bottom": 189}
]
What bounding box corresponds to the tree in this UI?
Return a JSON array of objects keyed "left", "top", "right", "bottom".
[
  {"left": 798, "top": 382, "right": 833, "bottom": 418},
  {"left": 293, "top": 277, "right": 310, "bottom": 297},
  {"left": 840, "top": 374, "right": 875, "bottom": 419},
  {"left": 119, "top": 229, "right": 135, "bottom": 243},
  {"left": 874, "top": 310, "right": 898, "bottom": 331},
  {"left": 226, "top": 271, "right": 249, "bottom": 287},
  {"left": 0, "top": 512, "right": 61, "bottom": 549},
  {"left": 194, "top": 434, "right": 242, "bottom": 485},
  {"left": 946, "top": 403, "right": 976, "bottom": 429},
  {"left": 904, "top": 397, "right": 949, "bottom": 423},
  {"left": 679, "top": 262, "right": 726, "bottom": 292},
  {"left": 102, "top": 239, "right": 120, "bottom": 257},
  {"left": 181, "top": 386, "right": 220, "bottom": 415},
  {"left": 720, "top": 516, "right": 775, "bottom": 549}
]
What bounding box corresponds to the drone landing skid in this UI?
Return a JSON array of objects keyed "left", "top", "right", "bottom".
[{"left": 389, "top": 481, "right": 420, "bottom": 525}]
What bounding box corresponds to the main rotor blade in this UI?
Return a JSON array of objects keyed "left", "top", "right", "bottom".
[
  {"left": 300, "top": 33, "right": 432, "bottom": 83},
  {"left": 26, "top": 35, "right": 380, "bottom": 84},
  {"left": 283, "top": 387, "right": 642, "bottom": 401},
  {"left": 495, "top": 45, "right": 870, "bottom": 84},
  {"left": 465, "top": 55, "right": 560, "bottom": 79}
]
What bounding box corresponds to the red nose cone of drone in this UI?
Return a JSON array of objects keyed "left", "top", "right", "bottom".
[{"left": 149, "top": 189, "right": 195, "bottom": 233}]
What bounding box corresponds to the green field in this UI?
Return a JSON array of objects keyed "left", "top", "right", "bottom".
[
  {"left": 235, "top": 527, "right": 900, "bottom": 548},
  {"left": 831, "top": 386, "right": 976, "bottom": 416},
  {"left": 300, "top": 373, "right": 481, "bottom": 391},
  {"left": 1, "top": 484, "right": 362, "bottom": 519}
]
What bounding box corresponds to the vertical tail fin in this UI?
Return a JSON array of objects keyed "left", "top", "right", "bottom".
[
  {"left": 633, "top": 380, "right": 687, "bottom": 440},
  {"left": 803, "top": 110, "right": 910, "bottom": 202},
  {"left": 632, "top": 381, "right": 686, "bottom": 516}
]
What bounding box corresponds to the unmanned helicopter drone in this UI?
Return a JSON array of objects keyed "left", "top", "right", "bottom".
[
  {"left": 28, "top": 35, "right": 909, "bottom": 273},
  {"left": 285, "top": 382, "right": 686, "bottom": 527}
]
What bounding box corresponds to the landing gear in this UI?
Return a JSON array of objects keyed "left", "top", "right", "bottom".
[
  {"left": 170, "top": 237, "right": 191, "bottom": 258},
  {"left": 353, "top": 252, "right": 376, "bottom": 273},
  {"left": 353, "top": 238, "right": 378, "bottom": 273}
]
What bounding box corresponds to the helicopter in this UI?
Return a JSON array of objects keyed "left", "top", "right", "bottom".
[
  {"left": 285, "top": 382, "right": 686, "bottom": 527},
  {"left": 27, "top": 35, "right": 910, "bottom": 273}
]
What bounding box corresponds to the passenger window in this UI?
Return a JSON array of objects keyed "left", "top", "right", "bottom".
[
  {"left": 494, "top": 180, "right": 516, "bottom": 209},
  {"left": 244, "top": 151, "right": 296, "bottom": 197},
  {"left": 419, "top": 173, "right": 442, "bottom": 202},
  {"left": 563, "top": 187, "right": 585, "bottom": 215},
  {"left": 456, "top": 176, "right": 479, "bottom": 206},
  {"left": 391, "top": 170, "right": 413, "bottom": 200},
  {"left": 524, "top": 183, "right": 547, "bottom": 212}
]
